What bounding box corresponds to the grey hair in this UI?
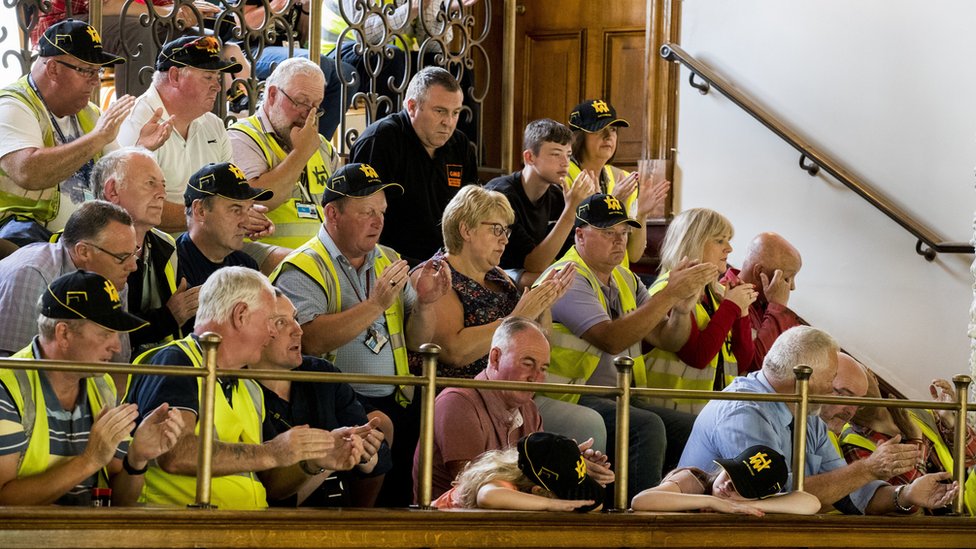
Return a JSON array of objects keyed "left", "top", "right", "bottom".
[
  {"left": 405, "top": 66, "right": 461, "bottom": 105},
  {"left": 762, "top": 326, "right": 839, "bottom": 383},
  {"left": 90, "top": 146, "right": 156, "bottom": 200},
  {"left": 195, "top": 266, "right": 274, "bottom": 327},
  {"left": 490, "top": 316, "right": 545, "bottom": 353},
  {"left": 265, "top": 57, "right": 325, "bottom": 104}
]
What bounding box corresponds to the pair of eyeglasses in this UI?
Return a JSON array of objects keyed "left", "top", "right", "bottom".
[
  {"left": 83, "top": 241, "right": 141, "bottom": 264},
  {"left": 480, "top": 222, "right": 512, "bottom": 238},
  {"left": 55, "top": 60, "right": 104, "bottom": 80},
  {"left": 278, "top": 88, "right": 325, "bottom": 118}
]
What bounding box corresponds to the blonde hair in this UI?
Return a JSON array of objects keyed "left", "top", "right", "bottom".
[
  {"left": 451, "top": 448, "right": 537, "bottom": 508},
  {"left": 658, "top": 208, "right": 735, "bottom": 273},
  {"left": 441, "top": 185, "right": 515, "bottom": 254}
]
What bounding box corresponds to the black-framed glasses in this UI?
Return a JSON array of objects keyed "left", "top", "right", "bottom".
[
  {"left": 480, "top": 222, "right": 512, "bottom": 238},
  {"left": 83, "top": 241, "right": 141, "bottom": 264},
  {"left": 54, "top": 60, "right": 104, "bottom": 80},
  {"left": 278, "top": 88, "right": 325, "bottom": 118}
]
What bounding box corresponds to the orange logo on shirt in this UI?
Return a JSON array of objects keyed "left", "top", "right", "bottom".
[{"left": 446, "top": 164, "right": 462, "bottom": 188}]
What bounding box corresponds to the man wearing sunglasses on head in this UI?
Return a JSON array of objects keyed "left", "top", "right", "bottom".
[
  {"left": 0, "top": 200, "right": 140, "bottom": 364},
  {"left": 0, "top": 20, "right": 172, "bottom": 247}
]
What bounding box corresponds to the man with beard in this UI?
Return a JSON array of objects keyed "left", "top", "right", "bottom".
[
  {"left": 229, "top": 58, "right": 342, "bottom": 269},
  {"left": 485, "top": 119, "right": 596, "bottom": 287}
]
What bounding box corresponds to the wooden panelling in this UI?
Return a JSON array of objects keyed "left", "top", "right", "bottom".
[
  {"left": 603, "top": 30, "right": 647, "bottom": 166},
  {"left": 521, "top": 31, "right": 585, "bottom": 129}
]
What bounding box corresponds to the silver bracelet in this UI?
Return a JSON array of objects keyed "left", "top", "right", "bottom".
[{"left": 894, "top": 484, "right": 915, "bottom": 513}]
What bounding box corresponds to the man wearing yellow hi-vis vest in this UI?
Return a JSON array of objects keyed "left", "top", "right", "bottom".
[
  {"left": 229, "top": 58, "right": 342, "bottom": 266},
  {"left": 0, "top": 270, "right": 183, "bottom": 506},
  {"left": 126, "top": 267, "right": 361, "bottom": 509},
  {"left": 542, "top": 193, "right": 715, "bottom": 495},
  {"left": 271, "top": 163, "right": 450, "bottom": 507}
]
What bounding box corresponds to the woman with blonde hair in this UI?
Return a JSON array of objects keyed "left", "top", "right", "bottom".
[
  {"left": 408, "top": 185, "right": 574, "bottom": 378},
  {"left": 643, "top": 208, "right": 757, "bottom": 414},
  {"left": 433, "top": 432, "right": 606, "bottom": 512},
  {"left": 566, "top": 99, "right": 670, "bottom": 265}
]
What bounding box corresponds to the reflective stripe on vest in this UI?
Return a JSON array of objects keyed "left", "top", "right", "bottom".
[
  {"left": 1, "top": 345, "right": 114, "bottom": 484},
  {"left": 566, "top": 160, "right": 638, "bottom": 267},
  {"left": 228, "top": 115, "right": 336, "bottom": 249},
  {"left": 133, "top": 336, "right": 268, "bottom": 509},
  {"left": 0, "top": 76, "right": 100, "bottom": 224},
  {"left": 539, "top": 245, "right": 646, "bottom": 404},
  {"left": 642, "top": 271, "right": 737, "bottom": 415},
  {"left": 269, "top": 237, "right": 413, "bottom": 405}
]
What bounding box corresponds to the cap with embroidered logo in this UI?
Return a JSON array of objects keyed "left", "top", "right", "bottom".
[
  {"left": 156, "top": 35, "right": 242, "bottom": 73},
  {"left": 41, "top": 271, "right": 148, "bottom": 332},
  {"left": 39, "top": 19, "right": 124, "bottom": 66},
  {"left": 574, "top": 193, "right": 642, "bottom": 229},
  {"left": 568, "top": 99, "right": 630, "bottom": 133},
  {"left": 184, "top": 162, "right": 273, "bottom": 207},
  {"left": 517, "top": 432, "right": 605, "bottom": 512},
  {"left": 713, "top": 444, "right": 789, "bottom": 500},
  {"left": 321, "top": 163, "right": 404, "bottom": 206}
]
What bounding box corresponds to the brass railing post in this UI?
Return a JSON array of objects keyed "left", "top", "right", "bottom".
[
  {"left": 307, "top": 0, "right": 322, "bottom": 66},
  {"left": 791, "top": 365, "right": 812, "bottom": 493},
  {"left": 952, "top": 374, "right": 971, "bottom": 515},
  {"left": 500, "top": 0, "right": 515, "bottom": 172},
  {"left": 612, "top": 356, "right": 633, "bottom": 512},
  {"left": 190, "top": 332, "right": 221, "bottom": 509},
  {"left": 416, "top": 343, "right": 441, "bottom": 509}
]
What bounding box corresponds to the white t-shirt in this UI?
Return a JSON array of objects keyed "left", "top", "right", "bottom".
[
  {"left": 0, "top": 96, "right": 117, "bottom": 230},
  {"left": 117, "top": 86, "right": 232, "bottom": 205}
]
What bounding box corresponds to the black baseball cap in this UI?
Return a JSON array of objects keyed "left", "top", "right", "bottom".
[
  {"left": 574, "top": 193, "right": 642, "bottom": 229},
  {"left": 714, "top": 444, "right": 789, "bottom": 500},
  {"left": 41, "top": 271, "right": 148, "bottom": 333},
  {"left": 568, "top": 99, "right": 630, "bottom": 133},
  {"left": 39, "top": 19, "right": 124, "bottom": 66},
  {"left": 156, "top": 35, "right": 242, "bottom": 73},
  {"left": 184, "top": 162, "right": 273, "bottom": 207},
  {"left": 517, "top": 432, "right": 605, "bottom": 512},
  {"left": 321, "top": 163, "right": 403, "bottom": 206}
]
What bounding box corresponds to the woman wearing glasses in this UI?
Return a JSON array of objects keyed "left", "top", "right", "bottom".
[{"left": 408, "top": 185, "right": 574, "bottom": 379}]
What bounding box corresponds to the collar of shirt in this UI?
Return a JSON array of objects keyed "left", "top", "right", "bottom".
[
  {"left": 473, "top": 370, "right": 525, "bottom": 431},
  {"left": 317, "top": 225, "right": 380, "bottom": 276}
]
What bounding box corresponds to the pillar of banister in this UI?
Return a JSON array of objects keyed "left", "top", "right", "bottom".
[
  {"left": 791, "top": 365, "right": 812, "bottom": 493},
  {"left": 307, "top": 0, "right": 322, "bottom": 66},
  {"left": 952, "top": 375, "right": 971, "bottom": 515},
  {"left": 415, "top": 343, "right": 441, "bottom": 509},
  {"left": 191, "top": 332, "right": 221, "bottom": 509},
  {"left": 611, "top": 356, "right": 633, "bottom": 512}
]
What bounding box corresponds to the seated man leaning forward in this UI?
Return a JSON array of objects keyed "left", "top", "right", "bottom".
[
  {"left": 0, "top": 270, "right": 183, "bottom": 505},
  {"left": 541, "top": 193, "right": 717, "bottom": 495},
  {"left": 679, "top": 325, "right": 958, "bottom": 515},
  {"left": 0, "top": 20, "right": 170, "bottom": 245},
  {"left": 126, "top": 266, "right": 365, "bottom": 509},
  {"left": 415, "top": 316, "right": 615, "bottom": 502}
]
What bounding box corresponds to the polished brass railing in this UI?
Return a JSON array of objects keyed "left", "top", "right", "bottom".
[
  {"left": 1, "top": 336, "right": 972, "bottom": 514},
  {"left": 659, "top": 42, "right": 974, "bottom": 262}
]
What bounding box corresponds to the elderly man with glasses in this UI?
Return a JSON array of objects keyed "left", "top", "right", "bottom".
[
  {"left": 229, "top": 57, "right": 342, "bottom": 271},
  {"left": 0, "top": 200, "right": 140, "bottom": 364},
  {"left": 0, "top": 20, "right": 171, "bottom": 247}
]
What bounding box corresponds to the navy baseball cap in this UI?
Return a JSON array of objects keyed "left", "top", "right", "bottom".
[{"left": 39, "top": 20, "right": 124, "bottom": 66}]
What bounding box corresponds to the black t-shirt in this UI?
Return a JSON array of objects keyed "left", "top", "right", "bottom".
[
  {"left": 261, "top": 356, "right": 393, "bottom": 507},
  {"left": 349, "top": 110, "right": 478, "bottom": 264},
  {"left": 485, "top": 171, "right": 570, "bottom": 270},
  {"left": 175, "top": 232, "right": 258, "bottom": 333}
]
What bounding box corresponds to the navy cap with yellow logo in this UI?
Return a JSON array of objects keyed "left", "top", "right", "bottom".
[
  {"left": 575, "top": 193, "right": 642, "bottom": 229},
  {"left": 713, "top": 444, "right": 789, "bottom": 500},
  {"left": 156, "top": 35, "right": 242, "bottom": 74},
  {"left": 41, "top": 271, "right": 148, "bottom": 333},
  {"left": 321, "top": 163, "right": 404, "bottom": 207},
  {"left": 517, "top": 432, "right": 604, "bottom": 512},
  {"left": 184, "top": 162, "right": 273, "bottom": 207},
  {"left": 39, "top": 19, "right": 124, "bottom": 66},
  {"left": 568, "top": 99, "right": 630, "bottom": 133}
]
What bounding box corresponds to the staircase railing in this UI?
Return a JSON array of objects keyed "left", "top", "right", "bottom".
[{"left": 660, "top": 43, "right": 974, "bottom": 261}]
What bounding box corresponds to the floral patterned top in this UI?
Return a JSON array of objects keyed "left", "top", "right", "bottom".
[{"left": 408, "top": 250, "right": 520, "bottom": 379}]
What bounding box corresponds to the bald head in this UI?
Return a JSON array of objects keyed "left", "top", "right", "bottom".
[
  {"left": 819, "top": 352, "right": 869, "bottom": 435},
  {"left": 739, "top": 232, "right": 802, "bottom": 303}
]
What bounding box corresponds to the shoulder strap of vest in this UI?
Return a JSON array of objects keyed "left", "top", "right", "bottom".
[
  {"left": 839, "top": 428, "right": 877, "bottom": 451},
  {"left": 11, "top": 369, "right": 34, "bottom": 473}
]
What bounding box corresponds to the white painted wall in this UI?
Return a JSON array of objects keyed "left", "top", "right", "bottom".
[{"left": 675, "top": 0, "right": 975, "bottom": 399}]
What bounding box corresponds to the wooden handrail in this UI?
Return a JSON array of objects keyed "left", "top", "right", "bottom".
[{"left": 660, "top": 43, "right": 974, "bottom": 261}]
